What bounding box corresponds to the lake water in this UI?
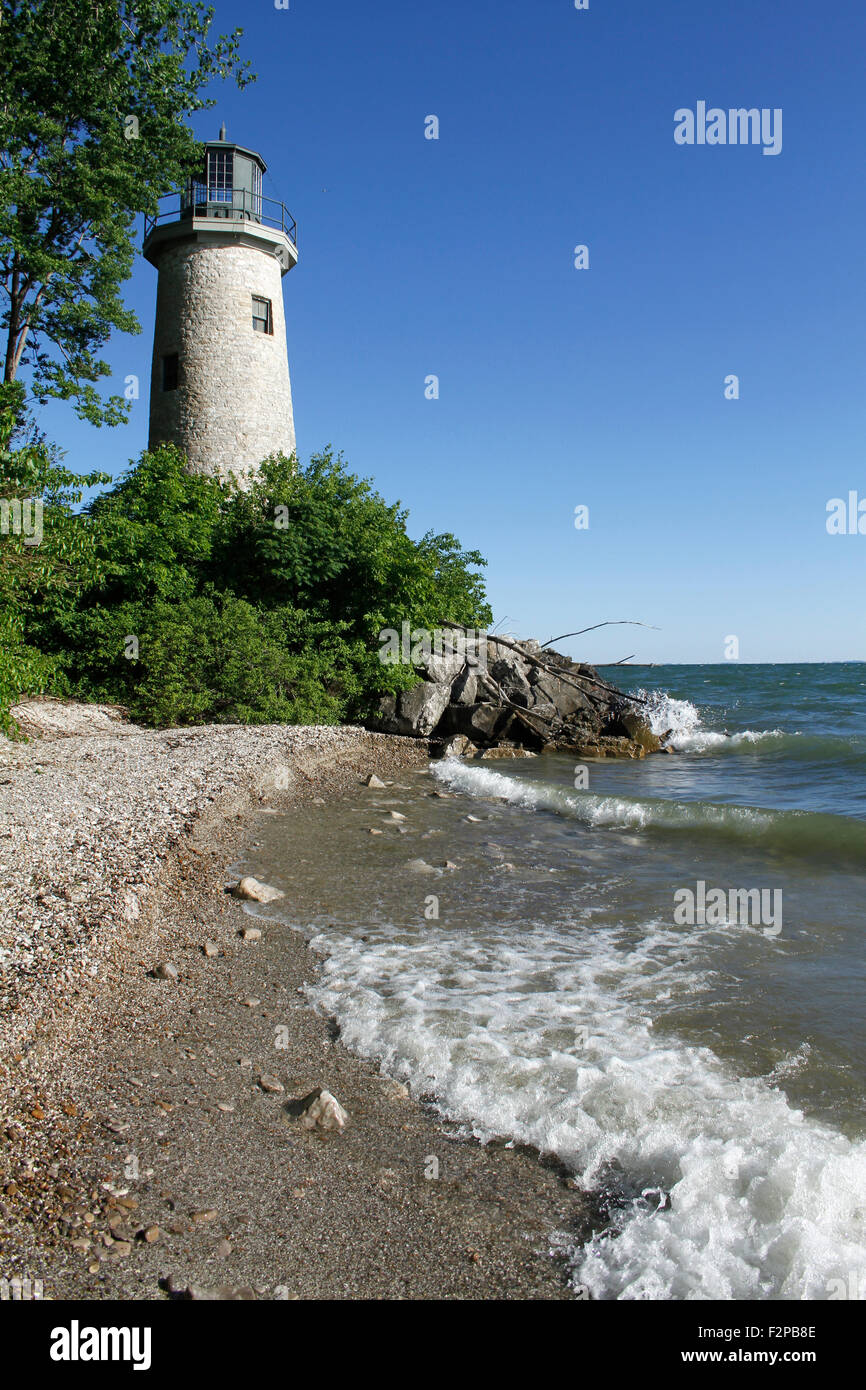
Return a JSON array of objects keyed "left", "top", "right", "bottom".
[{"left": 243, "top": 664, "right": 866, "bottom": 1300}]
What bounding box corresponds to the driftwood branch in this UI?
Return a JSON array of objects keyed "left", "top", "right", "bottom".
[
  {"left": 540, "top": 621, "right": 660, "bottom": 651},
  {"left": 439, "top": 622, "right": 648, "bottom": 707},
  {"left": 475, "top": 670, "right": 556, "bottom": 733}
]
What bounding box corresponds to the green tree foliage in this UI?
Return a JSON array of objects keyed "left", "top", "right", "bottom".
[
  {"left": 215, "top": 451, "right": 492, "bottom": 647},
  {"left": 13, "top": 445, "right": 491, "bottom": 730},
  {"left": 0, "top": 0, "right": 253, "bottom": 423},
  {"left": 0, "top": 382, "right": 108, "bottom": 733}
]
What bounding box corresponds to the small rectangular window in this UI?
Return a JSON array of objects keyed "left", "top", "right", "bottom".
[
  {"left": 162, "top": 353, "right": 179, "bottom": 391},
  {"left": 252, "top": 295, "right": 272, "bottom": 334}
]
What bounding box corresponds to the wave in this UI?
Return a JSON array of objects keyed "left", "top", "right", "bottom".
[
  {"left": 431, "top": 760, "right": 866, "bottom": 867},
  {"left": 636, "top": 690, "right": 864, "bottom": 762},
  {"left": 307, "top": 913, "right": 866, "bottom": 1300}
]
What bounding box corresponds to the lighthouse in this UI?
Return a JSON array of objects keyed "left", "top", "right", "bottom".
[{"left": 143, "top": 129, "right": 297, "bottom": 484}]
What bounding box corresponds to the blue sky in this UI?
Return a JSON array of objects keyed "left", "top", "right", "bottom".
[{"left": 37, "top": 0, "right": 866, "bottom": 662}]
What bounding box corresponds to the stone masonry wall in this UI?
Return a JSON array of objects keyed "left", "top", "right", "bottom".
[{"left": 148, "top": 239, "right": 296, "bottom": 484}]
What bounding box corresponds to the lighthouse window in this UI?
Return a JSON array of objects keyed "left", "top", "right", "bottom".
[
  {"left": 252, "top": 296, "right": 273, "bottom": 334},
  {"left": 161, "top": 353, "right": 179, "bottom": 391},
  {"left": 207, "top": 149, "right": 233, "bottom": 203}
]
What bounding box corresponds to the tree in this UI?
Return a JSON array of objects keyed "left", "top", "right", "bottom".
[
  {"left": 0, "top": 381, "right": 108, "bottom": 731},
  {"left": 0, "top": 0, "right": 253, "bottom": 425},
  {"left": 217, "top": 451, "right": 493, "bottom": 641}
]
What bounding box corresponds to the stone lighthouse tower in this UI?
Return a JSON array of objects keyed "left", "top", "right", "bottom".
[{"left": 143, "top": 130, "right": 297, "bottom": 484}]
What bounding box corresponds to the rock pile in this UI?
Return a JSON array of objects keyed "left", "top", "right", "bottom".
[{"left": 368, "top": 632, "right": 663, "bottom": 759}]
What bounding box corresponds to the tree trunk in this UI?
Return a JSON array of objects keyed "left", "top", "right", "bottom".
[{"left": 4, "top": 260, "right": 21, "bottom": 382}]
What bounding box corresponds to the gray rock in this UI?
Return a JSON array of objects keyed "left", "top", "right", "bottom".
[
  {"left": 527, "top": 697, "right": 558, "bottom": 722},
  {"left": 232, "top": 876, "right": 284, "bottom": 903},
  {"left": 155, "top": 962, "right": 179, "bottom": 981},
  {"left": 531, "top": 669, "right": 593, "bottom": 720},
  {"left": 372, "top": 680, "right": 452, "bottom": 738},
  {"left": 288, "top": 1087, "right": 349, "bottom": 1131},
  {"left": 501, "top": 707, "right": 552, "bottom": 751},
  {"left": 361, "top": 636, "right": 655, "bottom": 757},
  {"left": 258, "top": 1074, "right": 285, "bottom": 1094},
  {"left": 475, "top": 745, "right": 531, "bottom": 760},
  {"left": 450, "top": 669, "right": 478, "bottom": 706},
  {"left": 450, "top": 702, "right": 509, "bottom": 745},
  {"left": 398, "top": 681, "right": 452, "bottom": 737},
  {"left": 416, "top": 644, "right": 467, "bottom": 686},
  {"left": 488, "top": 656, "right": 534, "bottom": 708},
  {"left": 431, "top": 733, "right": 472, "bottom": 759},
  {"left": 302, "top": 1089, "right": 348, "bottom": 1131},
  {"left": 406, "top": 858, "right": 437, "bottom": 875}
]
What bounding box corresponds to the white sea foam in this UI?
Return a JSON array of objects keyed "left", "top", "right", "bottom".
[
  {"left": 431, "top": 758, "right": 776, "bottom": 838},
  {"left": 290, "top": 678, "right": 866, "bottom": 1300},
  {"left": 307, "top": 911, "right": 866, "bottom": 1301},
  {"left": 767, "top": 1042, "right": 813, "bottom": 1083},
  {"left": 636, "top": 688, "right": 785, "bottom": 752}
]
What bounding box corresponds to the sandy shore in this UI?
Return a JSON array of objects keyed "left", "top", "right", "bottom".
[{"left": 0, "top": 714, "right": 594, "bottom": 1299}]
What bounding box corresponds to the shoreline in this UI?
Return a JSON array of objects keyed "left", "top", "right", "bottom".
[{"left": 0, "top": 718, "right": 594, "bottom": 1299}]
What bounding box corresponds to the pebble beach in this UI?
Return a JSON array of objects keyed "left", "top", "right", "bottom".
[{"left": 0, "top": 706, "right": 593, "bottom": 1300}]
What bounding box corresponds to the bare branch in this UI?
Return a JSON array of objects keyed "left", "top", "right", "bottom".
[{"left": 540, "top": 621, "right": 660, "bottom": 650}]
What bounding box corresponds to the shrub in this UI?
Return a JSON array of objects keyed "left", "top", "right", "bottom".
[
  {"left": 0, "top": 383, "right": 108, "bottom": 733},
  {"left": 9, "top": 443, "right": 491, "bottom": 731}
]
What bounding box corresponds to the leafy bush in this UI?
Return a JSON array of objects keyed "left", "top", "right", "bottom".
[
  {"left": 70, "top": 593, "right": 363, "bottom": 728},
  {"left": 5, "top": 440, "right": 491, "bottom": 731},
  {"left": 0, "top": 383, "right": 108, "bottom": 733}
]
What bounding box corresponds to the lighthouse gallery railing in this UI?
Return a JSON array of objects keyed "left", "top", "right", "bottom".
[{"left": 143, "top": 189, "right": 297, "bottom": 248}]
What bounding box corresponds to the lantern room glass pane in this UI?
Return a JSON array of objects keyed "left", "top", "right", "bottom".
[{"left": 207, "top": 150, "right": 233, "bottom": 202}]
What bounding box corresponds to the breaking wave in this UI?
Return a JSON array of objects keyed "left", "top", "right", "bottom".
[{"left": 431, "top": 760, "right": 866, "bottom": 868}]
